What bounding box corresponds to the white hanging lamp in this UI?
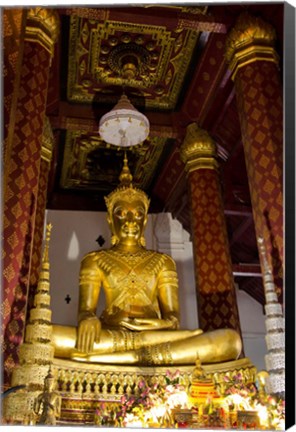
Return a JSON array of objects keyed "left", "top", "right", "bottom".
[{"left": 99, "top": 94, "right": 150, "bottom": 147}]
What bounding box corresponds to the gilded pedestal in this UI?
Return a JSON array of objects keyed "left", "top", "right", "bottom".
[{"left": 52, "top": 357, "right": 257, "bottom": 425}]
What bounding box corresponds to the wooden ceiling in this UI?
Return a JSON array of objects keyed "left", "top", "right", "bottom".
[{"left": 46, "top": 4, "right": 284, "bottom": 306}]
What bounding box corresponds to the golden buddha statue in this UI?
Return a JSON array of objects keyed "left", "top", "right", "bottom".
[{"left": 52, "top": 155, "right": 242, "bottom": 366}]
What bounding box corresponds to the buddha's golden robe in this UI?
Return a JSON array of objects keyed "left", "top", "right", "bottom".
[{"left": 82, "top": 249, "right": 179, "bottom": 329}]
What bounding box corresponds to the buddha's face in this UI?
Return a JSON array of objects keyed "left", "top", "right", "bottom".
[
  {"left": 111, "top": 198, "right": 147, "bottom": 245},
  {"left": 45, "top": 378, "right": 54, "bottom": 392}
]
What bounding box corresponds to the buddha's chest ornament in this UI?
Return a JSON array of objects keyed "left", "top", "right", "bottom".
[
  {"left": 98, "top": 249, "right": 165, "bottom": 279},
  {"left": 97, "top": 249, "right": 165, "bottom": 319}
]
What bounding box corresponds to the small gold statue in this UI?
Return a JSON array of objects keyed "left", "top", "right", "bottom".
[
  {"left": 191, "top": 355, "right": 207, "bottom": 381},
  {"left": 52, "top": 154, "right": 242, "bottom": 365},
  {"left": 34, "top": 369, "right": 61, "bottom": 425},
  {"left": 189, "top": 355, "right": 222, "bottom": 407},
  {"left": 256, "top": 370, "right": 270, "bottom": 402}
]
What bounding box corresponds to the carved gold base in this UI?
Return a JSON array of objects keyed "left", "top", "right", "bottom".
[
  {"left": 3, "top": 357, "right": 257, "bottom": 425},
  {"left": 52, "top": 357, "right": 257, "bottom": 425}
]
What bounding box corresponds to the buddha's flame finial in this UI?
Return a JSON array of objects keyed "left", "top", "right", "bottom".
[
  {"left": 104, "top": 152, "right": 150, "bottom": 214},
  {"left": 119, "top": 151, "right": 133, "bottom": 186}
]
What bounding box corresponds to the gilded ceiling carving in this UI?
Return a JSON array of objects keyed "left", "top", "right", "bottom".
[
  {"left": 60, "top": 131, "right": 168, "bottom": 193},
  {"left": 67, "top": 16, "right": 201, "bottom": 110}
]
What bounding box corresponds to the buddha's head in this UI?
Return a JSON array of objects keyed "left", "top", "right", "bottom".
[
  {"left": 105, "top": 154, "right": 150, "bottom": 247},
  {"left": 44, "top": 369, "right": 55, "bottom": 391}
]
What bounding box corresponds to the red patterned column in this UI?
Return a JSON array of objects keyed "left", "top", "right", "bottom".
[
  {"left": 3, "top": 9, "right": 26, "bottom": 168},
  {"left": 26, "top": 117, "right": 55, "bottom": 320},
  {"left": 225, "top": 13, "right": 283, "bottom": 299},
  {"left": 180, "top": 124, "right": 242, "bottom": 337},
  {"left": 2, "top": 8, "right": 59, "bottom": 387}
]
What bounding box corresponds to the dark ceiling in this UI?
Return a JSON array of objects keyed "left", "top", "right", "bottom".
[{"left": 45, "top": 4, "right": 284, "bottom": 306}]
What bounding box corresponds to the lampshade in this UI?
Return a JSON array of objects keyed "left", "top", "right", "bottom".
[{"left": 99, "top": 94, "right": 150, "bottom": 147}]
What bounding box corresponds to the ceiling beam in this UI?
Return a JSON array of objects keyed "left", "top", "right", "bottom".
[
  {"left": 180, "top": 33, "right": 228, "bottom": 123},
  {"left": 50, "top": 101, "right": 175, "bottom": 125},
  {"left": 224, "top": 204, "right": 252, "bottom": 217},
  {"left": 48, "top": 102, "right": 179, "bottom": 138},
  {"left": 61, "top": 7, "right": 227, "bottom": 33},
  {"left": 232, "top": 264, "right": 261, "bottom": 277},
  {"left": 49, "top": 117, "right": 178, "bottom": 139},
  {"left": 211, "top": 86, "right": 236, "bottom": 135},
  {"left": 229, "top": 216, "right": 253, "bottom": 247}
]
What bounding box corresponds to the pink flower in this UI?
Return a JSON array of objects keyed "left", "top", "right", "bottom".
[
  {"left": 138, "top": 379, "right": 146, "bottom": 389},
  {"left": 120, "top": 395, "right": 127, "bottom": 403}
]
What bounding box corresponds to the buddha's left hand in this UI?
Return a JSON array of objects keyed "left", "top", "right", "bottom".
[{"left": 119, "top": 317, "right": 178, "bottom": 331}]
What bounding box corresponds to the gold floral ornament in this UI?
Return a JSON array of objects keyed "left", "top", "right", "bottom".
[
  {"left": 180, "top": 123, "right": 218, "bottom": 173},
  {"left": 25, "top": 7, "right": 60, "bottom": 58},
  {"left": 41, "top": 117, "right": 54, "bottom": 163},
  {"left": 225, "top": 12, "right": 279, "bottom": 79}
]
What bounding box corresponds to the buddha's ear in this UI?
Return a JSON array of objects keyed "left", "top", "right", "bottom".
[
  {"left": 107, "top": 211, "right": 113, "bottom": 226},
  {"left": 111, "top": 235, "right": 119, "bottom": 246},
  {"left": 107, "top": 213, "right": 114, "bottom": 234},
  {"left": 143, "top": 215, "right": 148, "bottom": 229},
  {"left": 140, "top": 214, "right": 147, "bottom": 247}
]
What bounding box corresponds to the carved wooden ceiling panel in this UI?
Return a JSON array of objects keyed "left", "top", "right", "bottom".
[
  {"left": 67, "top": 14, "right": 204, "bottom": 110},
  {"left": 60, "top": 131, "right": 169, "bottom": 193}
]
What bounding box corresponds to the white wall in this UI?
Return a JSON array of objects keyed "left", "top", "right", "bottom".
[
  {"left": 236, "top": 288, "right": 267, "bottom": 371},
  {"left": 45, "top": 209, "right": 267, "bottom": 371},
  {"left": 46, "top": 210, "right": 111, "bottom": 325},
  {"left": 150, "top": 213, "right": 198, "bottom": 329}
]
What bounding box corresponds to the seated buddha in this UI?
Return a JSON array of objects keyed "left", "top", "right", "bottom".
[{"left": 52, "top": 155, "right": 242, "bottom": 366}]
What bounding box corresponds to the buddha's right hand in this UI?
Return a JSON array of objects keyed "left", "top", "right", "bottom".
[{"left": 77, "top": 312, "right": 101, "bottom": 353}]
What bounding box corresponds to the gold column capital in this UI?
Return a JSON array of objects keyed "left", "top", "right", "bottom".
[
  {"left": 25, "top": 7, "right": 60, "bottom": 57},
  {"left": 180, "top": 123, "right": 218, "bottom": 172},
  {"left": 225, "top": 12, "right": 279, "bottom": 79},
  {"left": 41, "top": 117, "right": 54, "bottom": 163}
]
